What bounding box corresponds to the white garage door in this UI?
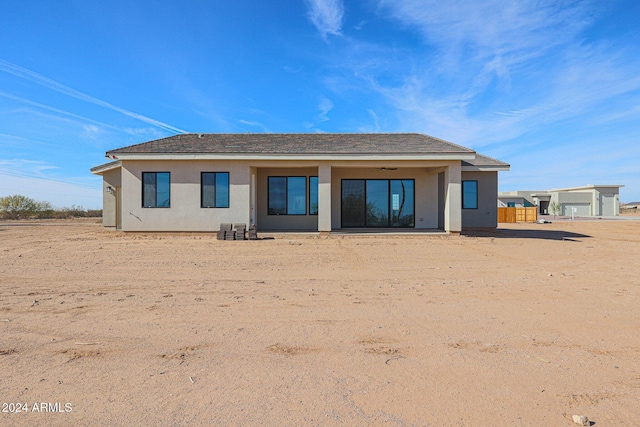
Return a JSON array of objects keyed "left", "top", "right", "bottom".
[
  {"left": 601, "top": 194, "right": 615, "bottom": 216},
  {"left": 562, "top": 203, "right": 590, "bottom": 216}
]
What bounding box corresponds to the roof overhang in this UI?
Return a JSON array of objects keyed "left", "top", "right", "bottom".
[
  {"left": 461, "top": 165, "right": 510, "bottom": 172},
  {"left": 550, "top": 184, "right": 624, "bottom": 192},
  {"left": 105, "top": 152, "right": 477, "bottom": 162},
  {"left": 90, "top": 160, "right": 122, "bottom": 175}
]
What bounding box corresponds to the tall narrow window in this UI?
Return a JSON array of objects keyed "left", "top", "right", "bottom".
[
  {"left": 268, "top": 176, "right": 307, "bottom": 215},
  {"left": 142, "top": 172, "right": 170, "bottom": 208},
  {"left": 287, "top": 177, "right": 306, "bottom": 214},
  {"left": 462, "top": 180, "right": 478, "bottom": 209},
  {"left": 309, "top": 176, "right": 318, "bottom": 215},
  {"left": 341, "top": 180, "right": 366, "bottom": 227},
  {"left": 201, "top": 172, "right": 229, "bottom": 208},
  {"left": 268, "top": 177, "right": 287, "bottom": 215}
]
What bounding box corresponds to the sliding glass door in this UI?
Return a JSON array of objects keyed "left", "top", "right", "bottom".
[
  {"left": 341, "top": 179, "right": 415, "bottom": 228},
  {"left": 341, "top": 180, "right": 365, "bottom": 227}
]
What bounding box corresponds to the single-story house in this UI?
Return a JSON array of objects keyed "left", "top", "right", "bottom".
[
  {"left": 90, "top": 133, "right": 509, "bottom": 233},
  {"left": 499, "top": 184, "right": 624, "bottom": 216}
]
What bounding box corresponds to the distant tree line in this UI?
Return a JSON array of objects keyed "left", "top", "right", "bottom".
[{"left": 0, "top": 194, "right": 101, "bottom": 220}]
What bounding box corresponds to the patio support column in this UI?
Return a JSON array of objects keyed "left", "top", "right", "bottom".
[
  {"left": 318, "top": 164, "right": 332, "bottom": 233},
  {"left": 444, "top": 162, "right": 462, "bottom": 233},
  {"left": 250, "top": 167, "right": 257, "bottom": 226}
]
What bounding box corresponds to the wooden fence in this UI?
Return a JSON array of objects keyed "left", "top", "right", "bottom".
[{"left": 498, "top": 207, "right": 538, "bottom": 223}]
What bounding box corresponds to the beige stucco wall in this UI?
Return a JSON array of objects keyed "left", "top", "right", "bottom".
[
  {"left": 329, "top": 166, "right": 440, "bottom": 230},
  {"left": 101, "top": 168, "right": 121, "bottom": 228},
  {"left": 119, "top": 160, "right": 251, "bottom": 231},
  {"left": 598, "top": 189, "right": 620, "bottom": 216},
  {"left": 256, "top": 167, "right": 319, "bottom": 231},
  {"left": 102, "top": 159, "right": 479, "bottom": 232},
  {"left": 444, "top": 162, "right": 462, "bottom": 232},
  {"left": 554, "top": 187, "right": 621, "bottom": 216},
  {"left": 461, "top": 171, "right": 498, "bottom": 229}
]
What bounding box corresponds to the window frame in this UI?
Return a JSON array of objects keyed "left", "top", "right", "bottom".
[
  {"left": 462, "top": 180, "right": 478, "bottom": 210},
  {"left": 267, "top": 176, "right": 308, "bottom": 216},
  {"left": 201, "top": 172, "right": 230, "bottom": 208},
  {"left": 142, "top": 172, "right": 171, "bottom": 208},
  {"left": 340, "top": 179, "right": 415, "bottom": 228},
  {"left": 309, "top": 176, "right": 318, "bottom": 216}
]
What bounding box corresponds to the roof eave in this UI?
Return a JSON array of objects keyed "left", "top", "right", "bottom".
[
  {"left": 462, "top": 165, "right": 510, "bottom": 172},
  {"left": 106, "top": 152, "right": 477, "bottom": 161},
  {"left": 90, "top": 160, "right": 122, "bottom": 175}
]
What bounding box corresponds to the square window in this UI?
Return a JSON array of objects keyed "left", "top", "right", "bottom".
[
  {"left": 142, "top": 172, "right": 170, "bottom": 208},
  {"left": 201, "top": 172, "right": 229, "bottom": 208},
  {"left": 268, "top": 176, "right": 307, "bottom": 215}
]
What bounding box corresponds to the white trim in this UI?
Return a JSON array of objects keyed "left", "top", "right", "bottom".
[
  {"left": 550, "top": 184, "right": 624, "bottom": 191},
  {"left": 90, "top": 161, "right": 122, "bottom": 175},
  {"left": 462, "top": 165, "right": 510, "bottom": 172},
  {"left": 108, "top": 152, "right": 477, "bottom": 162}
]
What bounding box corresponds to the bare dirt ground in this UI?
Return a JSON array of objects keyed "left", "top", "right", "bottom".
[{"left": 1, "top": 219, "right": 639, "bottom": 426}]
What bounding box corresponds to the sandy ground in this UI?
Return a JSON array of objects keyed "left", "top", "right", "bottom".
[{"left": 1, "top": 219, "right": 639, "bottom": 426}]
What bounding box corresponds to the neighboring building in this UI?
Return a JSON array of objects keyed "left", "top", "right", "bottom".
[
  {"left": 91, "top": 133, "right": 509, "bottom": 233},
  {"left": 499, "top": 185, "right": 624, "bottom": 216}
]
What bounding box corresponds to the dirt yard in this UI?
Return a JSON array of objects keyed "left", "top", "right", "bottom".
[{"left": 1, "top": 219, "right": 639, "bottom": 426}]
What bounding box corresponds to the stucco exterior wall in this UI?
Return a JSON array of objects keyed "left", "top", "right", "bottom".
[
  {"left": 119, "top": 160, "right": 251, "bottom": 231},
  {"left": 498, "top": 197, "right": 527, "bottom": 207},
  {"left": 461, "top": 171, "right": 498, "bottom": 229},
  {"left": 99, "top": 159, "right": 494, "bottom": 232},
  {"left": 329, "top": 166, "right": 440, "bottom": 230},
  {"left": 599, "top": 190, "right": 619, "bottom": 216},
  {"left": 557, "top": 191, "right": 592, "bottom": 204},
  {"left": 256, "top": 167, "right": 319, "bottom": 231},
  {"left": 101, "top": 168, "right": 121, "bottom": 228}
]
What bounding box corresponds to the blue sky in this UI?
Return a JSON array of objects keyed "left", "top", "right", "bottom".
[{"left": 1, "top": 0, "right": 639, "bottom": 208}]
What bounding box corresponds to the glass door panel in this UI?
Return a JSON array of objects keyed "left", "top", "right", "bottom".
[
  {"left": 365, "top": 179, "right": 389, "bottom": 227},
  {"left": 341, "top": 179, "right": 415, "bottom": 228},
  {"left": 390, "top": 180, "right": 415, "bottom": 227},
  {"left": 341, "top": 180, "right": 365, "bottom": 227}
]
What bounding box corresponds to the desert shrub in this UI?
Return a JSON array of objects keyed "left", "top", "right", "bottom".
[
  {"left": 0, "top": 195, "right": 52, "bottom": 219},
  {"left": 549, "top": 201, "right": 562, "bottom": 217},
  {"left": 0, "top": 195, "right": 102, "bottom": 219}
]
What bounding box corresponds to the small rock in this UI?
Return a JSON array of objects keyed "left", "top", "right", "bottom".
[
  {"left": 548, "top": 273, "right": 553, "bottom": 277},
  {"left": 572, "top": 414, "right": 589, "bottom": 426}
]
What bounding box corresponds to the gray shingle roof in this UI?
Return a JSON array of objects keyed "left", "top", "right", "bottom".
[
  {"left": 106, "top": 133, "right": 475, "bottom": 156},
  {"left": 462, "top": 153, "right": 510, "bottom": 168},
  {"left": 90, "top": 160, "right": 121, "bottom": 173}
]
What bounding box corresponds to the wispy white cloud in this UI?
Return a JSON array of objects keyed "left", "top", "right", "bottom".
[
  {"left": 302, "top": 96, "right": 335, "bottom": 132},
  {"left": 353, "top": 1, "right": 640, "bottom": 150},
  {"left": 0, "top": 132, "right": 59, "bottom": 149},
  {"left": 353, "top": 20, "right": 367, "bottom": 31},
  {"left": 0, "top": 159, "right": 59, "bottom": 175},
  {"left": 122, "top": 127, "right": 167, "bottom": 140},
  {"left": 305, "top": 0, "right": 345, "bottom": 38},
  {"left": 0, "top": 159, "right": 100, "bottom": 189},
  {"left": 238, "top": 119, "right": 270, "bottom": 133},
  {"left": 0, "top": 171, "right": 101, "bottom": 209},
  {"left": 317, "top": 96, "right": 334, "bottom": 122},
  {"left": 0, "top": 91, "right": 124, "bottom": 134},
  {"left": 378, "top": 0, "right": 591, "bottom": 69},
  {"left": 0, "top": 59, "right": 187, "bottom": 134},
  {"left": 368, "top": 109, "right": 380, "bottom": 132},
  {"left": 283, "top": 65, "right": 303, "bottom": 74},
  {"left": 0, "top": 158, "right": 103, "bottom": 208}
]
